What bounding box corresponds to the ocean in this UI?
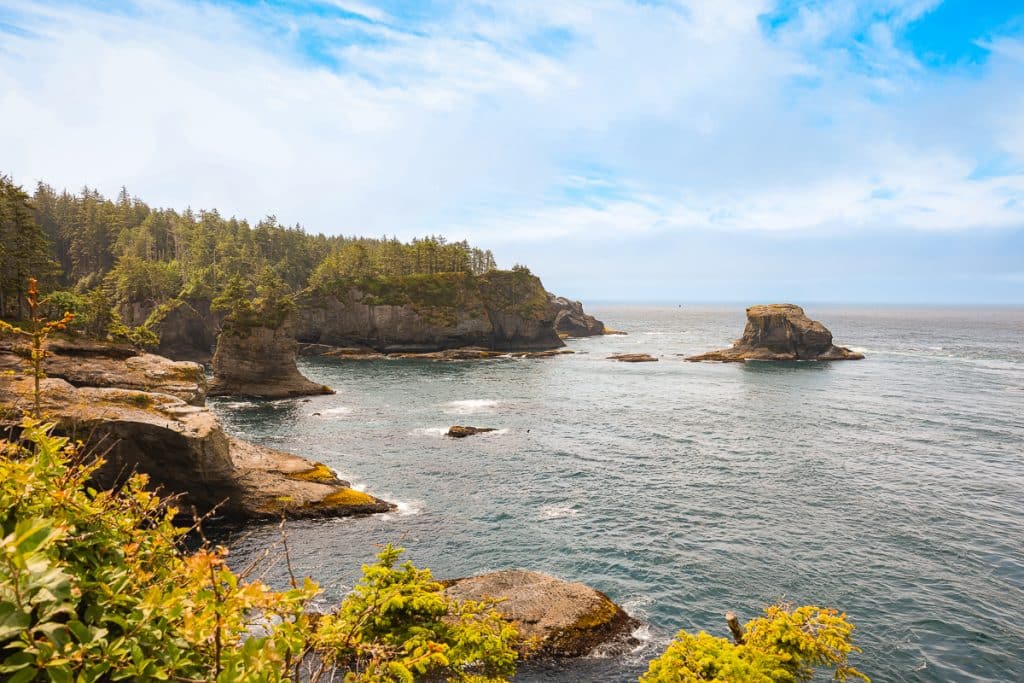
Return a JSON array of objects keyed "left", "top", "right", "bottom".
[{"left": 210, "top": 305, "right": 1024, "bottom": 682}]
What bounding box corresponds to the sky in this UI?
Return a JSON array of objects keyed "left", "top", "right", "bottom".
[{"left": 1, "top": 0, "right": 1023, "bottom": 304}]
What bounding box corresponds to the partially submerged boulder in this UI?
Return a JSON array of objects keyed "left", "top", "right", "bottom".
[
  {"left": 686, "top": 304, "right": 863, "bottom": 362},
  {"left": 609, "top": 353, "right": 658, "bottom": 363},
  {"left": 0, "top": 337, "right": 207, "bottom": 405},
  {"left": 549, "top": 295, "right": 606, "bottom": 337},
  {"left": 0, "top": 377, "right": 391, "bottom": 521},
  {"left": 209, "top": 313, "right": 334, "bottom": 399},
  {"left": 444, "top": 570, "right": 638, "bottom": 657},
  {"left": 446, "top": 425, "right": 496, "bottom": 438}
]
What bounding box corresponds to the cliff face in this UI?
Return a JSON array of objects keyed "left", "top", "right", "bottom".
[
  {"left": 548, "top": 295, "right": 606, "bottom": 337},
  {"left": 687, "top": 304, "right": 864, "bottom": 362},
  {"left": 296, "top": 271, "right": 564, "bottom": 352},
  {"left": 151, "top": 299, "right": 221, "bottom": 362},
  {"left": 0, "top": 376, "right": 391, "bottom": 521},
  {"left": 209, "top": 313, "right": 333, "bottom": 399}
]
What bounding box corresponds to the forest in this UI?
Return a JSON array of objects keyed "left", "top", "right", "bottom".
[{"left": 0, "top": 173, "right": 498, "bottom": 331}]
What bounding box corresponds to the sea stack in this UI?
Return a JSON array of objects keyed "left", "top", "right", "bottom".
[
  {"left": 209, "top": 312, "right": 334, "bottom": 398},
  {"left": 686, "top": 303, "right": 863, "bottom": 362},
  {"left": 549, "top": 294, "right": 607, "bottom": 337}
]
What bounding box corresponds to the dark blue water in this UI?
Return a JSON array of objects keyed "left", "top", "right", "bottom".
[{"left": 211, "top": 306, "right": 1024, "bottom": 682}]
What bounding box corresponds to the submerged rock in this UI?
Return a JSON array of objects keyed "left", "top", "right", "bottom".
[
  {"left": 549, "top": 294, "right": 606, "bottom": 337},
  {"left": 0, "top": 337, "right": 207, "bottom": 405},
  {"left": 444, "top": 570, "right": 639, "bottom": 657},
  {"left": 0, "top": 376, "right": 391, "bottom": 521},
  {"left": 446, "top": 425, "right": 497, "bottom": 438},
  {"left": 608, "top": 353, "right": 658, "bottom": 363},
  {"left": 209, "top": 313, "right": 334, "bottom": 399},
  {"left": 686, "top": 304, "right": 864, "bottom": 362}
]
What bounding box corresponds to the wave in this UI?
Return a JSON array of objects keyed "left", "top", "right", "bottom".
[
  {"left": 443, "top": 399, "right": 501, "bottom": 414},
  {"left": 411, "top": 427, "right": 449, "bottom": 437},
  {"left": 316, "top": 406, "right": 352, "bottom": 416},
  {"left": 539, "top": 503, "right": 579, "bottom": 519}
]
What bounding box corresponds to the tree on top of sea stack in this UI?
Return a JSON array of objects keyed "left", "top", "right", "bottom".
[{"left": 208, "top": 270, "right": 333, "bottom": 398}]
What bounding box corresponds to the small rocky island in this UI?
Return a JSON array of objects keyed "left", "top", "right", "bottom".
[{"left": 687, "top": 304, "right": 864, "bottom": 362}]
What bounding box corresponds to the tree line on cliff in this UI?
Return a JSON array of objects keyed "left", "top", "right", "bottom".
[{"left": 0, "top": 173, "right": 499, "bottom": 333}]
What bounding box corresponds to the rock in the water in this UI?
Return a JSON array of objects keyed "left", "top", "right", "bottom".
[
  {"left": 608, "top": 353, "right": 658, "bottom": 362},
  {"left": 686, "top": 303, "right": 864, "bottom": 362},
  {"left": 444, "top": 570, "right": 638, "bottom": 657},
  {"left": 0, "top": 376, "right": 391, "bottom": 521},
  {"left": 0, "top": 337, "right": 207, "bottom": 405},
  {"left": 209, "top": 313, "right": 334, "bottom": 399},
  {"left": 549, "top": 294, "right": 606, "bottom": 337},
  {"left": 446, "top": 425, "right": 497, "bottom": 438}
]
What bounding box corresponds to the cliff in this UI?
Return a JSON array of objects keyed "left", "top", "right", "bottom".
[
  {"left": 0, "top": 375, "right": 390, "bottom": 521},
  {"left": 296, "top": 270, "right": 564, "bottom": 352},
  {"left": 687, "top": 304, "right": 864, "bottom": 362}
]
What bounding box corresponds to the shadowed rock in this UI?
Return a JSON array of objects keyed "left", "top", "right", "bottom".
[
  {"left": 444, "top": 570, "right": 639, "bottom": 658},
  {"left": 686, "top": 304, "right": 864, "bottom": 362}
]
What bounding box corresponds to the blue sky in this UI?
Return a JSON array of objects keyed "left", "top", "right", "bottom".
[{"left": 1, "top": 0, "right": 1023, "bottom": 303}]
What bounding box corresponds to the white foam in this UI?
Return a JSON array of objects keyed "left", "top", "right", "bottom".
[
  {"left": 411, "top": 427, "right": 449, "bottom": 437},
  {"left": 539, "top": 504, "right": 579, "bottom": 519},
  {"left": 443, "top": 399, "right": 500, "bottom": 414},
  {"left": 318, "top": 406, "right": 352, "bottom": 416},
  {"left": 220, "top": 401, "right": 255, "bottom": 409}
]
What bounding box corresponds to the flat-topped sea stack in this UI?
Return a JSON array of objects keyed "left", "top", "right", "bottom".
[
  {"left": 0, "top": 376, "right": 391, "bottom": 521},
  {"left": 444, "top": 570, "right": 638, "bottom": 658},
  {"left": 687, "top": 304, "right": 863, "bottom": 362},
  {"left": 209, "top": 312, "right": 333, "bottom": 399}
]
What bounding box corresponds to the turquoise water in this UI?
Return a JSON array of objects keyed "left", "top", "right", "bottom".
[{"left": 211, "top": 306, "right": 1024, "bottom": 682}]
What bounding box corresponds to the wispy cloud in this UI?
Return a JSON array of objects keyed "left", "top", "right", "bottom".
[{"left": 0, "top": 0, "right": 1022, "bottom": 256}]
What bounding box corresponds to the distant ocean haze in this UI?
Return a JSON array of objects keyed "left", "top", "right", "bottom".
[{"left": 211, "top": 305, "right": 1024, "bottom": 682}]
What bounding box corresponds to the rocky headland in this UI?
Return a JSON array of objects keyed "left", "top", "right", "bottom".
[
  {"left": 209, "top": 311, "right": 333, "bottom": 399},
  {"left": 444, "top": 570, "right": 638, "bottom": 658},
  {"left": 0, "top": 344, "right": 390, "bottom": 522},
  {"left": 686, "top": 303, "right": 864, "bottom": 362}
]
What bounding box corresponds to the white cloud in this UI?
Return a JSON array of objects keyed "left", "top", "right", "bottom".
[{"left": 0, "top": 0, "right": 1021, "bottom": 246}]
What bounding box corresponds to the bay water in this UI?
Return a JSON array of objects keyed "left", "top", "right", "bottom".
[{"left": 211, "top": 305, "right": 1024, "bottom": 682}]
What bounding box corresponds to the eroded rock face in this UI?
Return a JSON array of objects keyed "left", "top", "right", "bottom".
[
  {"left": 444, "top": 570, "right": 638, "bottom": 658},
  {"left": 549, "top": 295, "right": 606, "bottom": 337},
  {"left": 296, "top": 271, "right": 564, "bottom": 352},
  {"left": 686, "top": 304, "right": 864, "bottom": 362},
  {"left": 150, "top": 299, "right": 221, "bottom": 362},
  {"left": 0, "top": 377, "right": 391, "bottom": 521},
  {"left": 0, "top": 337, "right": 207, "bottom": 405},
  {"left": 209, "top": 314, "right": 334, "bottom": 399}
]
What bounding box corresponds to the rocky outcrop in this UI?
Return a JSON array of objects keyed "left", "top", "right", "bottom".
[
  {"left": 549, "top": 295, "right": 606, "bottom": 337},
  {"left": 148, "top": 298, "right": 221, "bottom": 362},
  {"left": 608, "top": 353, "right": 658, "bottom": 363},
  {"left": 686, "top": 304, "right": 864, "bottom": 362},
  {"left": 0, "top": 376, "right": 391, "bottom": 521},
  {"left": 0, "top": 337, "right": 207, "bottom": 405},
  {"left": 444, "top": 570, "right": 638, "bottom": 657},
  {"left": 209, "top": 314, "right": 334, "bottom": 399},
  {"left": 296, "top": 271, "right": 564, "bottom": 353},
  {"left": 446, "top": 426, "right": 496, "bottom": 438}
]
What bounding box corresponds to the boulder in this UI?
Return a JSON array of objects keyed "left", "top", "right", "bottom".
[
  {"left": 0, "top": 376, "right": 391, "bottom": 521},
  {"left": 444, "top": 570, "right": 638, "bottom": 657},
  {"left": 446, "top": 426, "right": 497, "bottom": 438},
  {"left": 686, "top": 304, "right": 864, "bottom": 362},
  {"left": 548, "top": 295, "right": 606, "bottom": 337},
  {"left": 608, "top": 353, "right": 658, "bottom": 363},
  {"left": 0, "top": 337, "right": 207, "bottom": 405},
  {"left": 209, "top": 313, "right": 334, "bottom": 399}
]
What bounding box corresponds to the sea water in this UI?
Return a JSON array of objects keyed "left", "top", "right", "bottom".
[{"left": 211, "top": 305, "right": 1024, "bottom": 682}]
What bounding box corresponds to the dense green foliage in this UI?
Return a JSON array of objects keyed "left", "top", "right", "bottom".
[
  {"left": 0, "top": 423, "right": 518, "bottom": 682},
  {"left": 0, "top": 174, "right": 498, "bottom": 342},
  {"left": 641, "top": 604, "right": 869, "bottom": 682}
]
